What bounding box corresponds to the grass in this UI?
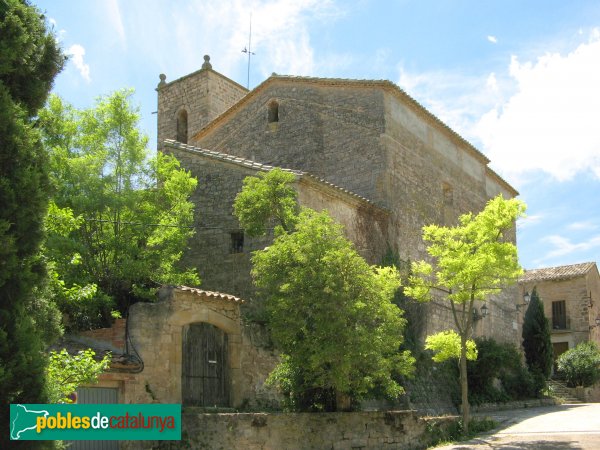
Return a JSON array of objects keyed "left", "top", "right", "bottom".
[{"left": 426, "top": 416, "right": 498, "bottom": 449}]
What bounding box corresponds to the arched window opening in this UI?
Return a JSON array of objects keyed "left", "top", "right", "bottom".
[
  {"left": 176, "top": 109, "right": 188, "bottom": 143},
  {"left": 268, "top": 101, "right": 279, "bottom": 123}
]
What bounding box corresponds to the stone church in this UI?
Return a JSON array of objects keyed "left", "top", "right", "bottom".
[
  {"left": 71, "top": 55, "right": 525, "bottom": 415},
  {"left": 156, "top": 55, "right": 520, "bottom": 345}
]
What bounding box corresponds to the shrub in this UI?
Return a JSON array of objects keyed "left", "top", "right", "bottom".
[
  {"left": 467, "top": 337, "right": 536, "bottom": 404},
  {"left": 557, "top": 342, "right": 600, "bottom": 388}
]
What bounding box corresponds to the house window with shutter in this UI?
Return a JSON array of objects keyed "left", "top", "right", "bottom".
[{"left": 552, "top": 300, "right": 567, "bottom": 329}]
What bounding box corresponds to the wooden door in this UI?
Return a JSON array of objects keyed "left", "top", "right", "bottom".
[{"left": 182, "top": 322, "right": 229, "bottom": 407}]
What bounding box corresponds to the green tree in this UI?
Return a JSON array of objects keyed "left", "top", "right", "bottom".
[
  {"left": 46, "top": 349, "right": 110, "bottom": 403},
  {"left": 234, "top": 168, "right": 299, "bottom": 236},
  {"left": 234, "top": 170, "right": 414, "bottom": 411},
  {"left": 0, "top": 0, "right": 64, "bottom": 446},
  {"left": 557, "top": 341, "right": 600, "bottom": 388},
  {"left": 405, "top": 195, "right": 525, "bottom": 433},
  {"left": 39, "top": 91, "right": 199, "bottom": 328},
  {"left": 522, "top": 288, "right": 553, "bottom": 394}
]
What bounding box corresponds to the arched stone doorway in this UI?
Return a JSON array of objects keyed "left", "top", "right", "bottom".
[{"left": 182, "top": 322, "right": 229, "bottom": 406}]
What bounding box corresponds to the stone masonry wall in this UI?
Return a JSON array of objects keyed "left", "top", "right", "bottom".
[
  {"left": 192, "top": 80, "right": 389, "bottom": 207},
  {"left": 124, "top": 288, "right": 279, "bottom": 408},
  {"left": 520, "top": 274, "right": 599, "bottom": 350},
  {"left": 164, "top": 144, "right": 391, "bottom": 311},
  {"left": 157, "top": 61, "right": 247, "bottom": 151},
  {"left": 124, "top": 410, "right": 435, "bottom": 450},
  {"left": 187, "top": 77, "right": 520, "bottom": 345}
]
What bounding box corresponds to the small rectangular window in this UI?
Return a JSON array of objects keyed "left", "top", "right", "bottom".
[
  {"left": 230, "top": 231, "right": 244, "bottom": 254},
  {"left": 442, "top": 183, "right": 453, "bottom": 206},
  {"left": 552, "top": 300, "right": 567, "bottom": 329}
]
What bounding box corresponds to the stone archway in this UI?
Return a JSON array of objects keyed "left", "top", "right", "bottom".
[{"left": 166, "top": 288, "right": 244, "bottom": 407}]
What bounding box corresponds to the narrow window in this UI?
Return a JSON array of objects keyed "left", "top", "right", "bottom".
[
  {"left": 268, "top": 101, "right": 279, "bottom": 123},
  {"left": 177, "top": 109, "right": 188, "bottom": 143},
  {"left": 230, "top": 231, "right": 244, "bottom": 254},
  {"left": 552, "top": 300, "right": 567, "bottom": 329},
  {"left": 442, "top": 183, "right": 453, "bottom": 206}
]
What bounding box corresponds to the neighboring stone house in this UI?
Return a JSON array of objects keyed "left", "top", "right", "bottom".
[
  {"left": 519, "top": 262, "right": 600, "bottom": 364},
  {"left": 157, "top": 55, "right": 521, "bottom": 345}
]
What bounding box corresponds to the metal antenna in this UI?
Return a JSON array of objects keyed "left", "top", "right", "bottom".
[{"left": 241, "top": 13, "right": 255, "bottom": 89}]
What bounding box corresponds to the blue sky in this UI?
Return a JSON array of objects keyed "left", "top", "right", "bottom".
[{"left": 36, "top": 0, "right": 600, "bottom": 270}]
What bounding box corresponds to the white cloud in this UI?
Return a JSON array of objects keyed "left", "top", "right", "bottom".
[
  {"left": 397, "top": 66, "right": 498, "bottom": 142},
  {"left": 67, "top": 44, "right": 91, "bottom": 82},
  {"left": 397, "top": 29, "right": 600, "bottom": 185},
  {"left": 121, "top": 0, "right": 341, "bottom": 85},
  {"left": 476, "top": 30, "right": 600, "bottom": 182},
  {"left": 567, "top": 220, "right": 598, "bottom": 231},
  {"left": 487, "top": 35, "right": 498, "bottom": 44},
  {"left": 105, "top": 0, "right": 126, "bottom": 46},
  {"left": 486, "top": 72, "right": 498, "bottom": 92},
  {"left": 539, "top": 233, "right": 600, "bottom": 261},
  {"left": 516, "top": 213, "right": 544, "bottom": 229}
]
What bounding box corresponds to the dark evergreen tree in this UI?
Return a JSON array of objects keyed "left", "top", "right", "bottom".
[
  {"left": 522, "top": 288, "right": 553, "bottom": 393},
  {"left": 0, "top": 1, "right": 64, "bottom": 446}
]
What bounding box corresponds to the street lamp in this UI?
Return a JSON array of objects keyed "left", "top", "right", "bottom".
[{"left": 473, "top": 303, "right": 489, "bottom": 322}]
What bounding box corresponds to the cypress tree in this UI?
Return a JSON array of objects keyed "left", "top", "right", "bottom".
[
  {"left": 0, "top": 1, "right": 64, "bottom": 446},
  {"left": 522, "top": 288, "right": 554, "bottom": 392}
]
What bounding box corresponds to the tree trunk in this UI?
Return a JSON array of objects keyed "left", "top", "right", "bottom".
[{"left": 460, "top": 335, "right": 470, "bottom": 434}]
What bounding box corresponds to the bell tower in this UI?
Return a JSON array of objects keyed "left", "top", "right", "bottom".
[{"left": 156, "top": 55, "right": 248, "bottom": 151}]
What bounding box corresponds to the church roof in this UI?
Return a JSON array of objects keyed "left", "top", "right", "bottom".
[
  {"left": 190, "top": 74, "right": 517, "bottom": 197},
  {"left": 520, "top": 262, "right": 597, "bottom": 282},
  {"left": 164, "top": 139, "right": 387, "bottom": 211}
]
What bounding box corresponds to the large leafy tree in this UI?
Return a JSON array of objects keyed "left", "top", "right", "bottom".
[
  {"left": 522, "top": 287, "right": 553, "bottom": 393},
  {"left": 0, "top": 0, "right": 64, "bottom": 446},
  {"left": 39, "top": 91, "right": 199, "bottom": 328},
  {"left": 405, "top": 195, "right": 525, "bottom": 433},
  {"left": 235, "top": 169, "right": 414, "bottom": 411}
]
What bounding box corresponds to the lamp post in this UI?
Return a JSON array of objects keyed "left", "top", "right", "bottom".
[{"left": 472, "top": 303, "right": 489, "bottom": 322}]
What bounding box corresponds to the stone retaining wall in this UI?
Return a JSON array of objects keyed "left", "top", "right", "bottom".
[{"left": 124, "top": 410, "right": 444, "bottom": 450}]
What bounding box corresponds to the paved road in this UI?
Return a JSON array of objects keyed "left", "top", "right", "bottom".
[{"left": 432, "top": 403, "right": 600, "bottom": 449}]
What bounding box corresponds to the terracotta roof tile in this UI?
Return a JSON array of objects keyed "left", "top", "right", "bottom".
[
  {"left": 175, "top": 285, "right": 244, "bottom": 303},
  {"left": 520, "top": 262, "right": 597, "bottom": 282}
]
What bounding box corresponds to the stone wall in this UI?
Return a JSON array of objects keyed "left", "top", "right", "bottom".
[
  {"left": 185, "top": 76, "right": 520, "bottom": 345},
  {"left": 157, "top": 57, "right": 247, "bottom": 150},
  {"left": 192, "top": 79, "right": 389, "bottom": 206},
  {"left": 120, "top": 287, "right": 279, "bottom": 408},
  {"left": 163, "top": 142, "right": 390, "bottom": 309},
  {"left": 124, "top": 410, "right": 440, "bottom": 450}
]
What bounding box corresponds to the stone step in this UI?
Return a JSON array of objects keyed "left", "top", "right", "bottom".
[{"left": 547, "top": 381, "right": 584, "bottom": 403}]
